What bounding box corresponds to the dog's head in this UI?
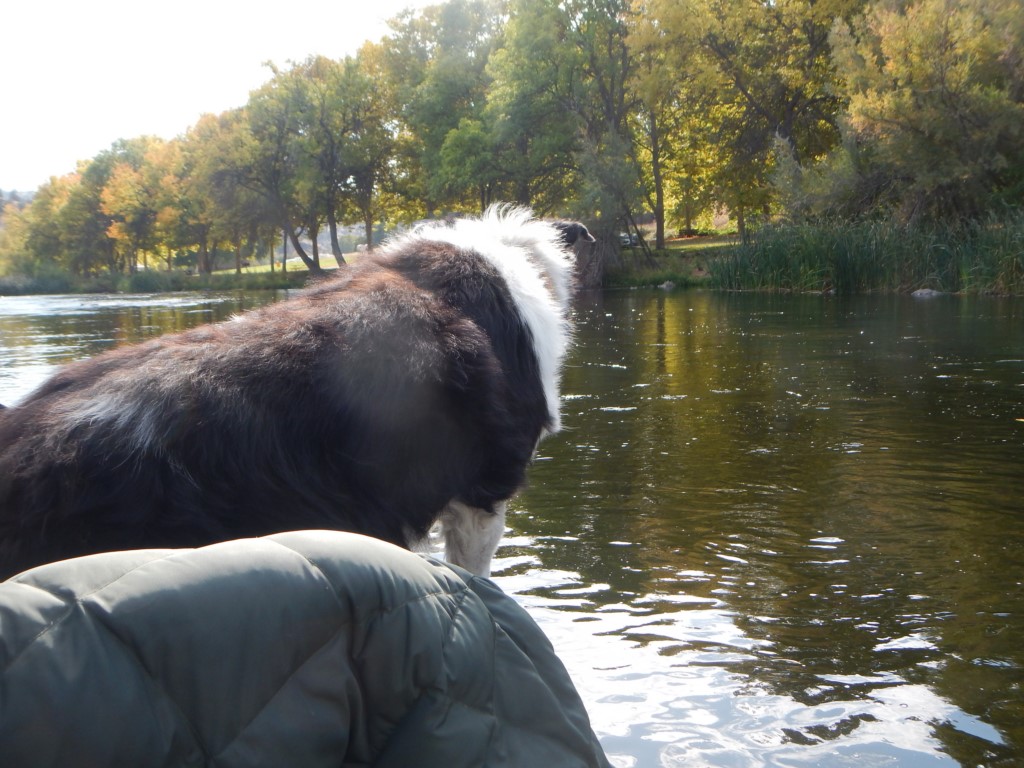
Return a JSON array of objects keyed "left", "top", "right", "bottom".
[
  {"left": 552, "top": 220, "right": 596, "bottom": 247},
  {"left": 409, "top": 204, "right": 579, "bottom": 314},
  {"left": 401, "top": 204, "right": 578, "bottom": 432}
]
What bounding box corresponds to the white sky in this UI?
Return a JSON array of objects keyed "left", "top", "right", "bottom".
[{"left": 1, "top": 0, "right": 434, "bottom": 193}]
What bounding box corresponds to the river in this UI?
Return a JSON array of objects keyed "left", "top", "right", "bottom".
[{"left": 1, "top": 289, "right": 1022, "bottom": 767}]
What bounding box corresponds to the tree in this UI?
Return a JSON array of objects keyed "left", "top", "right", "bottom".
[
  {"left": 827, "top": 0, "right": 1024, "bottom": 220},
  {"left": 285, "top": 55, "right": 366, "bottom": 265},
  {"left": 141, "top": 138, "right": 189, "bottom": 272},
  {"left": 246, "top": 69, "right": 324, "bottom": 274},
  {"left": 59, "top": 154, "right": 120, "bottom": 275},
  {"left": 564, "top": 0, "right": 644, "bottom": 239},
  {"left": 483, "top": 0, "right": 583, "bottom": 212},
  {"left": 382, "top": 0, "right": 507, "bottom": 213},
  {"left": 0, "top": 177, "right": 73, "bottom": 277},
  {"left": 100, "top": 137, "right": 167, "bottom": 272},
  {"left": 643, "top": 0, "right": 865, "bottom": 236},
  {"left": 438, "top": 118, "right": 504, "bottom": 211},
  {"left": 627, "top": 0, "right": 724, "bottom": 245},
  {"left": 342, "top": 44, "right": 401, "bottom": 249},
  {"left": 178, "top": 112, "right": 275, "bottom": 275},
  {"left": 0, "top": 200, "right": 31, "bottom": 276},
  {"left": 489, "top": 0, "right": 659, "bottom": 244}
]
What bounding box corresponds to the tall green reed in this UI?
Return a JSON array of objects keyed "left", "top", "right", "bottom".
[{"left": 709, "top": 213, "right": 1024, "bottom": 294}]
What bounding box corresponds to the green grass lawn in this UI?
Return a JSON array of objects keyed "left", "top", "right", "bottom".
[
  {"left": 212, "top": 257, "right": 346, "bottom": 277},
  {"left": 607, "top": 233, "right": 738, "bottom": 288},
  {"left": 215, "top": 239, "right": 744, "bottom": 292}
]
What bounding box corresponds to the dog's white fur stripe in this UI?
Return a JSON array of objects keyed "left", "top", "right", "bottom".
[{"left": 402, "top": 205, "right": 574, "bottom": 432}]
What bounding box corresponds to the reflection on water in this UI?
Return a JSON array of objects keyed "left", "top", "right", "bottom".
[
  {"left": 0, "top": 292, "right": 283, "bottom": 405},
  {"left": 500, "top": 290, "right": 1024, "bottom": 767},
  {"left": 1, "top": 289, "right": 1022, "bottom": 766}
]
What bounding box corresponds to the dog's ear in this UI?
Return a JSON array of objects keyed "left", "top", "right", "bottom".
[{"left": 553, "top": 221, "right": 596, "bottom": 246}]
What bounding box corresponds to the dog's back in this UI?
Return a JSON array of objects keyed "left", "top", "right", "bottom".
[{"left": 0, "top": 208, "right": 577, "bottom": 578}]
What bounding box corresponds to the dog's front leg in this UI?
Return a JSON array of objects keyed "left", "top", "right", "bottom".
[{"left": 441, "top": 499, "right": 507, "bottom": 578}]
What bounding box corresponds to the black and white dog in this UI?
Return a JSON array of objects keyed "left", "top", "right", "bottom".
[{"left": 0, "top": 206, "right": 589, "bottom": 579}]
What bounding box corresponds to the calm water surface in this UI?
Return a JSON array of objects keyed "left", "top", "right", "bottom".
[{"left": 1, "top": 289, "right": 1022, "bottom": 767}]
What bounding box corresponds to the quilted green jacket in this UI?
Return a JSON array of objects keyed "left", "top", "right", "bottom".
[{"left": 0, "top": 531, "right": 610, "bottom": 767}]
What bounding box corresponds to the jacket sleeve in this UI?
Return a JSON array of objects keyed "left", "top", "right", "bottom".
[{"left": 1, "top": 531, "right": 609, "bottom": 768}]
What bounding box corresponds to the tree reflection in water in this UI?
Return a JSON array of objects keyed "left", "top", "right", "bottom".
[{"left": 499, "top": 290, "right": 1023, "bottom": 767}]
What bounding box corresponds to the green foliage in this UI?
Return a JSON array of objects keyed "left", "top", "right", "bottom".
[
  {"left": 708, "top": 214, "right": 1024, "bottom": 295},
  {"left": 789, "top": 0, "right": 1024, "bottom": 221},
  {"left": 4, "top": 0, "right": 1023, "bottom": 294},
  {"left": 567, "top": 0, "right": 643, "bottom": 224},
  {"left": 0, "top": 271, "right": 73, "bottom": 297},
  {"left": 637, "top": 0, "right": 866, "bottom": 237},
  {"left": 383, "top": 0, "right": 506, "bottom": 211}
]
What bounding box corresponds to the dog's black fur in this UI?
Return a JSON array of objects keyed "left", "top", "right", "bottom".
[
  {"left": 0, "top": 208, "right": 579, "bottom": 578},
  {"left": 552, "top": 221, "right": 596, "bottom": 246}
]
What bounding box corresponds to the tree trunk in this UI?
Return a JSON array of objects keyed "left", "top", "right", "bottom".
[
  {"left": 327, "top": 212, "right": 346, "bottom": 267},
  {"left": 650, "top": 113, "right": 665, "bottom": 250},
  {"left": 363, "top": 212, "right": 374, "bottom": 252},
  {"left": 309, "top": 220, "right": 321, "bottom": 270},
  {"left": 576, "top": 235, "right": 612, "bottom": 289},
  {"left": 625, "top": 209, "right": 657, "bottom": 268},
  {"left": 286, "top": 227, "right": 323, "bottom": 275},
  {"left": 197, "top": 238, "right": 210, "bottom": 275}
]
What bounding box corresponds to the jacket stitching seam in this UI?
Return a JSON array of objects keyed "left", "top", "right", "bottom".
[
  {"left": 1, "top": 553, "right": 181, "bottom": 675},
  {"left": 211, "top": 541, "right": 474, "bottom": 761},
  {"left": 76, "top": 601, "right": 211, "bottom": 760}
]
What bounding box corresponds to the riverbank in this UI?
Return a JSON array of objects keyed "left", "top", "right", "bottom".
[
  {"left": 604, "top": 234, "right": 730, "bottom": 289},
  {"left": 3, "top": 216, "right": 1021, "bottom": 296},
  {"left": 0, "top": 267, "right": 313, "bottom": 296},
  {"left": 605, "top": 215, "right": 1024, "bottom": 296},
  {"left": 707, "top": 214, "right": 1024, "bottom": 295}
]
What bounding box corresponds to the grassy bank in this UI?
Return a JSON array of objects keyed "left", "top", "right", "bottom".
[
  {"left": 0, "top": 267, "right": 312, "bottom": 296},
  {"left": 0, "top": 253, "right": 348, "bottom": 296},
  {"left": 5, "top": 218, "right": 1022, "bottom": 297},
  {"left": 604, "top": 235, "right": 734, "bottom": 288},
  {"left": 707, "top": 214, "right": 1024, "bottom": 295}
]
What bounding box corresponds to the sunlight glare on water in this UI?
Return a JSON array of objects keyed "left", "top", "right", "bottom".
[{"left": 0, "top": 292, "right": 283, "bottom": 405}]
